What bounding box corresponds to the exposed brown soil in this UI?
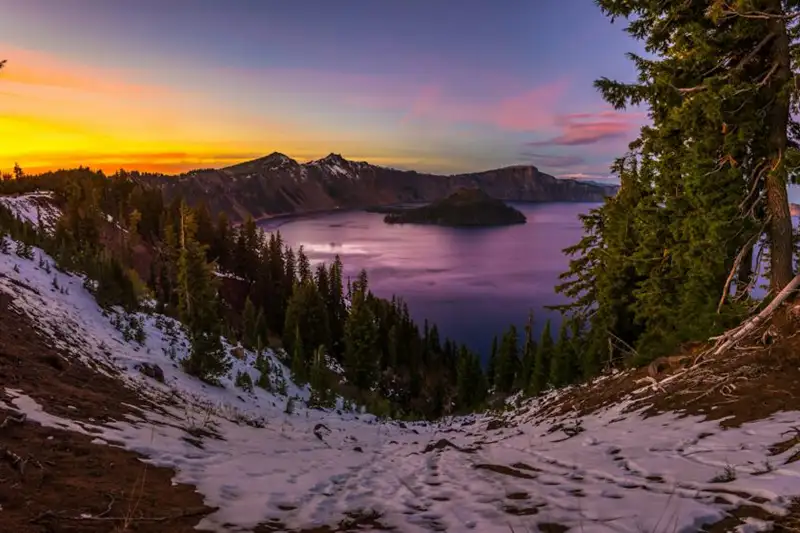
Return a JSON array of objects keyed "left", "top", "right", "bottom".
[
  {"left": 530, "top": 320, "right": 800, "bottom": 430},
  {"left": 0, "top": 291, "right": 215, "bottom": 532},
  {"left": 0, "top": 290, "right": 148, "bottom": 425},
  {"left": 0, "top": 284, "right": 403, "bottom": 533},
  {"left": 253, "top": 510, "right": 395, "bottom": 532}
]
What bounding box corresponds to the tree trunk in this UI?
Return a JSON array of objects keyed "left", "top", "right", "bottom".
[{"left": 764, "top": 0, "right": 794, "bottom": 294}]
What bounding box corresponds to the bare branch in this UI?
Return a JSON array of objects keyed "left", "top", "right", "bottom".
[
  {"left": 713, "top": 1, "right": 799, "bottom": 21},
  {"left": 758, "top": 62, "right": 781, "bottom": 87},
  {"left": 718, "top": 217, "right": 770, "bottom": 313}
]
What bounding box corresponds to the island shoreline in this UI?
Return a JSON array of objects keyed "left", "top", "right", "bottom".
[{"left": 250, "top": 199, "right": 603, "bottom": 229}]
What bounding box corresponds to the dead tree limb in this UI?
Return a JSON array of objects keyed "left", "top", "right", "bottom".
[
  {"left": 707, "top": 272, "right": 800, "bottom": 360},
  {"left": 718, "top": 219, "right": 770, "bottom": 312}
]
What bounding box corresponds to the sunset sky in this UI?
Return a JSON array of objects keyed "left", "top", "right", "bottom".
[{"left": 0, "top": 0, "right": 648, "bottom": 179}]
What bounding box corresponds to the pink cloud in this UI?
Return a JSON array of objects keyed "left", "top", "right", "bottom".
[
  {"left": 213, "top": 64, "right": 571, "bottom": 131},
  {"left": 396, "top": 79, "right": 568, "bottom": 131},
  {"left": 528, "top": 110, "right": 643, "bottom": 147}
]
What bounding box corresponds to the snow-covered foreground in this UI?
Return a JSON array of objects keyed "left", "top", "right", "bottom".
[{"left": 2, "top": 240, "right": 800, "bottom": 533}]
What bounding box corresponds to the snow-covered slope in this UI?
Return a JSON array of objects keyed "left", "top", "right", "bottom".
[
  {"left": 0, "top": 191, "right": 60, "bottom": 231},
  {"left": 1, "top": 239, "right": 800, "bottom": 532}
]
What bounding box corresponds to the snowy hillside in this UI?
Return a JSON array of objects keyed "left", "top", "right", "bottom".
[
  {"left": 0, "top": 191, "right": 60, "bottom": 231},
  {"left": 1, "top": 236, "right": 800, "bottom": 531}
]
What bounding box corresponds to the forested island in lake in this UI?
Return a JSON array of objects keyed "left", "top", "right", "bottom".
[{"left": 380, "top": 188, "right": 527, "bottom": 227}]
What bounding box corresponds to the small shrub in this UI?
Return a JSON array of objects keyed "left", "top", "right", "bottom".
[
  {"left": 711, "top": 464, "right": 737, "bottom": 483},
  {"left": 276, "top": 376, "right": 288, "bottom": 396},
  {"left": 235, "top": 370, "right": 254, "bottom": 393},
  {"left": 15, "top": 240, "right": 33, "bottom": 259},
  {"left": 257, "top": 371, "right": 273, "bottom": 391}
]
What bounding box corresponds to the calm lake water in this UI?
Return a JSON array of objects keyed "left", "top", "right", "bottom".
[{"left": 260, "top": 202, "right": 600, "bottom": 358}]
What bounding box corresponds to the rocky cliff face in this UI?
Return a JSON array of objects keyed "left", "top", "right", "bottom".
[{"left": 143, "top": 153, "right": 616, "bottom": 221}]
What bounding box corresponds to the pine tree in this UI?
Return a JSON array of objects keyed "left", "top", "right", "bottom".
[
  {"left": 212, "top": 211, "right": 231, "bottom": 270},
  {"left": 176, "top": 202, "right": 230, "bottom": 382},
  {"left": 387, "top": 324, "right": 399, "bottom": 368},
  {"left": 487, "top": 335, "right": 498, "bottom": 387},
  {"left": 255, "top": 307, "right": 267, "bottom": 348},
  {"left": 242, "top": 296, "right": 258, "bottom": 349},
  {"left": 529, "top": 320, "right": 553, "bottom": 396},
  {"left": 327, "top": 255, "right": 346, "bottom": 357},
  {"left": 309, "top": 344, "right": 332, "bottom": 407},
  {"left": 283, "top": 281, "right": 330, "bottom": 371},
  {"left": 297, "top": 245, "right": 312, "bottom": 285},
  {"left": 456, "top": 345, "right": 473, "bottom": 408},
  {"left": 291, "top": 325, "right": 307, "bottom": 384},
  {"left": 568, "top": 0, "right": 800, "bottom": 369},
  {"left": 494, "top": 326, "right": 519, "bottom": 394},
  {"left": 344, "top": 283, "right": 380, "bottom": 390},
  {"left": 517, "top": 312, "right": 537, "bottom": 390},
  {"left": 549, "top": 320, "right": 571, "bottom": 388}
]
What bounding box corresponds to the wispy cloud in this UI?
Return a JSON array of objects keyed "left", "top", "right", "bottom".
[
  {"left": 396, "top": 80, "right": 569, "bottom": 131},
  {"left": 527, "top": 111, "right": 639, "bottom": 147},
  {"left": 0, "top": 45, "right": 166, "bottom": 98}
]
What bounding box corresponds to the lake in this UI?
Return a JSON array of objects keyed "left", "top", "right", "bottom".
[{"left": 259, "top": 202, "right": 600, "bottom": 358}]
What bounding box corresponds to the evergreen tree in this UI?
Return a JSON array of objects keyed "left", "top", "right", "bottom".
[
  {"left": 327, "top": 255, "right": 346, "bottom": 357},
  {"left": 297, "top": 245, "right": 312, "bottom": 285},
  {"left": 212, "top": 211, "right": 231, "bottom": 270},
  {"left": 242, "top": 296, "right": 258, "bottom": 349},
  {"left": 309, "top": 344, "right": 331, "bottom": 407},
  {"left": 283, "top": 281, "right": 330, "bottom": 370},
  {"left": 494, "top": 325, "right": 519, "bottom": 394},
  {"left": 344, "top": 282, "right": 380, "bottom": 390},
  {"left": 549, "top": 320, "right": 571, "bottom": 388},
  {"left": 291, "top": 325, "right": 307, "bottom": 384},
  {"left": 517, "top": 312, "right": 537, "bottom": 390},
  {"left": 529, "top": 320, "right": 553, "bottom": 396},
  {"left": 486, "top": 335, "right": 498, "bottom": 387},
  {"left": 176, "top": 202, "right": 230, "bottom": 382}
]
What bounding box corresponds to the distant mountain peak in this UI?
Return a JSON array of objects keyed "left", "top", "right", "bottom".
[
  {"left": 323, "top": 152, "right": 346, "bottom": 161},
  {"left": 262, "top": 152, "right": 297, "bottom": 165}
]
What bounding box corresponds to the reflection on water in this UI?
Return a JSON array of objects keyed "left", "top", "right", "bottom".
[{"left": 260, "top": 202, "right": 599, "bottom": 358}]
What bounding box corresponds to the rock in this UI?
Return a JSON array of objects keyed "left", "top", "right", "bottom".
[
  {"left": 135, "top": 362, "right": 164, "bottom": 383},
  {"left": 313, "top": 423, "right": 331, "bottom": 442},
  {"left": 487, "top": 419, "right": 506, "bottom": 431},
  {"left": 353, "top": 446, "right": 363, "bottom": 453}
]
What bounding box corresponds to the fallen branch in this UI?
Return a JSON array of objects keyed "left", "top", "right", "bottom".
[
  {"left": 1, "top": 447, "right": 27, "bottom": 474},
  {"left": 705, "top": 272, "right": 800, "bottom": 361},
  {"left": 0, "top": 412, "right": 27, "bottom": 429}
]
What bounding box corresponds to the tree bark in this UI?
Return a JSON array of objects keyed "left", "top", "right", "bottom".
[{"left": 764, "top": 0, "right": 795, "bottom": 294}]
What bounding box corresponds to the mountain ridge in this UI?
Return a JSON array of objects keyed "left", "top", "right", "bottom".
[{"left": 139, "top": 153, "right": 617, "bottom": 222}]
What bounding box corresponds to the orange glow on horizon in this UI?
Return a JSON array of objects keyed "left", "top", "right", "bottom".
[{"left": 0, "top": 44, "right": 419, "bottom": 176}]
